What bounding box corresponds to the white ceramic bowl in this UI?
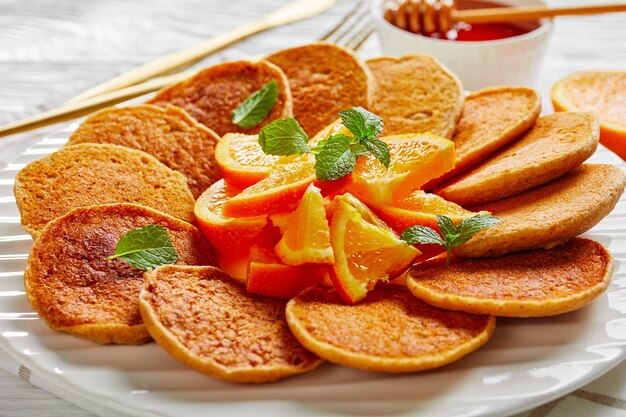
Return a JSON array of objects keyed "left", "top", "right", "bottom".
[{"left": 372, "top": 0, "right": 553, "bottom": 90}]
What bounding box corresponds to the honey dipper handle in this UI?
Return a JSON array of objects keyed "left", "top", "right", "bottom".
[{"left": 457, "top": 3, "right": 626, "bottom": 24}]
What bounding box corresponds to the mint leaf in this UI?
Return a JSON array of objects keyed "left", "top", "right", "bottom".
[
  {"left": 454, "top": 215, "right": 501, "bottom": 246},
  {"left": 107, "top": 225, "right": 178, "bottom": 270},
  {"left": 363, "top": 137, "right": 391, "bottom": 167},
  {"left": 314, "top": 134, "right": 356, "bottom": 181},
  {"left": 258, "top": 118, "right": 310, "bottom": 156},
  {"left": 232, "top": 80, "right": 278, "bottom": 129},
  {"left": 339, "top": 107, "right": 383, "bottom": 140},
  {"left": 401, "top": 226, "right": 445, "bottom": 246},
  {"left": 401, "top": 214, "right": 500, "bottom": 266}
]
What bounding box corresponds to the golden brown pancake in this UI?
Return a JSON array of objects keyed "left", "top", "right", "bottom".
[
  {"left": 24, "top": 204, "right": 217, "bottom": 345},
  {"left": 436, "top": 112, "right": 599, "bottom": 206},
  {"left": 425, "top": 86, "right": 541, "bottom": 189},
  {"left": 286, "top": 286, "right": 494, "bottom": 373},
  {"left": 454, "top": 164, "right": 626, "bottom": 258},
  {"left": 408, "top": 238, "right": 613, "bottom": 317},
  {"left": 139, "top": 265, "right": 321, "bottom": 383},
  {"left": 366, "top": 54, "right": 464, "bottom": 138},
  {"left": 67, "top": 104, "right": 221, "bottom": 198},
  {"left": 148, "top": 60, "right": 292, "bottom": 136},
  {"left": 266, "top": 42, "right": 373, "bottom": 136},
  {"left": 14, "top": 143, "right": 195, "bottom": 238}
]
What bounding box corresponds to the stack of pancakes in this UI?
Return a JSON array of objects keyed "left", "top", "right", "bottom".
[{"left": 14, "top": 42, "right": 626, "bottom": 383}]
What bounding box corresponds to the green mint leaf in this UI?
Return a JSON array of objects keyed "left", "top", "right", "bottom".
[
  {"left": 363, "top": 137, "right": 391, "bottom": 167},
  {"left": 453, "top": 215, "right": 501, "bottom": 246},
  {"left": 351, "top": 143, "right": 371, "bottom": 158},
  {"left": 314, "top": 134, "right": 356, "bottom": 181},
  {"left": 258, "top": 118, "right": 310, "bottom": 156},
  {"left": 107, "top": 225, "right": 178, "bottom": 271},
  {"left": 436, "top": 215, "right": 458, "bottom": 244},
  {"left": 232, "top": 80, "right": 279, "bottom": 129},
  {"left": 339, "top": 107, "right": 383, "bottom": 140},
  {"left": 401, "top": 225, "right": 446, "bottom": 246}
]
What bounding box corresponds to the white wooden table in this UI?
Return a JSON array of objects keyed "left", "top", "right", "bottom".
[{"left": 1, "top": 0, "right": 625, "bottom": 416}]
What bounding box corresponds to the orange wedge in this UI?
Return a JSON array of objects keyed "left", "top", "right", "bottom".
[
  {"left": 215, "top": 133, "right": 280, "bottom": 188},
  {"left": 194, "top": 179, "right": 266, "bottom": 261},
  {"left": 552, "top": 71, "right": 626, "bottom": 161},
  {"left": 307, "top": 118, "right": 353, "bottom": 148},
  {"left": 349, "top": 133, "right": 455, "bottom": 203},
  {"left": 329, "top": 198, "right": 419, "bottom": 304},
  {"left": 274, "top": 184, "right": 334, "bottom": 266},
  {"left": 246, "top": 225, "right": 327, "bottom": 299}
]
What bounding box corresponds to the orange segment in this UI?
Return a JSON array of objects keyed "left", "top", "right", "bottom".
[
  {"left": 307, "top": 118, "right": 353, "bottom": 148},
  {"left": 349, "top": 133, "right": 455, "bottom": 203},
  {"left": 194, "top": 179, "right": 266, "bottom": 261},
  {"left": 329, "top": 199, "right": 419, "bottom": 304},
  {"left": 246, "top": 226, "right": 327, "bottom": 299},
  {"left": 215, "top": 133, "right": 279, "bottom": 188},
  {"left": 274, "top": 184, "right": 334, "bottom": 266},
  {"left": 552, "top": 71, "right": 626, "bottom": 160}
]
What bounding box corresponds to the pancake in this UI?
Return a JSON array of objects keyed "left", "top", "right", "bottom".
[
  {"left": 286, "top": 286, "right": 494, "bottom": 373},
  {"left": 436, "top": 112, "right": 599, "bottom": 206},
  {"left": 425, "top": 86, "right": 541, "bottom": 189},
  {"left": 14, "top": 143, "right": 195, "bottom": 238},
  {"left": 148, "top": 60, "right": 292, "bottom": 136},
  {"left": 454, "top": 164, "right": 626, "bottom": 258},
  {"left": 67, "top": 104, "right": 221, "bottom": 198},
  {"left": 407, "top": 238, "right": 613, "bottom": 317},
  {"left": 266, "top": 42, "right": 373, "bottom": 136},
  {"left": 24, "top": 204, "right": 217, "bottom": 345},
  {"left": 366, "top": 54, "right": 464, "bottom": 138},
  {"left": 139, "top": 265, "right": 322, "bottom": 383}
]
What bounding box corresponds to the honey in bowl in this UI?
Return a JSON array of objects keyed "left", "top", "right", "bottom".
[{"left": 435, "top": 0, "right": 540, "bottom": 41}]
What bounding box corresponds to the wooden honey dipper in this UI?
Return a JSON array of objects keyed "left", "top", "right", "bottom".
[{"left": 384, "top": 0, "right": 626, "bottom": 35}]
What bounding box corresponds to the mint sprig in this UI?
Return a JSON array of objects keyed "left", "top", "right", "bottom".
[
  {"left": 401, "top": 215, "right": 501, "bottom": 266},
  {"left": 258, "top": 118, "right": 310, "bottom": 156},
  {"left": 232, "top": 80, "right": 278, "bottom": 129},
  {"left": 257, "top": 107, "right": 390, "bottom": 182},
  {"left": 107, "top": 225, "right": 178, "bottom": 270}
]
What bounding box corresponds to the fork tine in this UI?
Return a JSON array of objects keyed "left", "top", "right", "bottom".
[
  {"left": 320, "top": 1, "right": 368, "bottom": 42},
  {"left": 346, "top": 22, "right": 375, "bottom": 51},
  {"left": 329, "top": 3, "right": 372, "bottom": 47}
]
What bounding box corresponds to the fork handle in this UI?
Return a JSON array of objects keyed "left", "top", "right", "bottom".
[{"left": 457, "top": 3, "right": 626, "bottom": 24}]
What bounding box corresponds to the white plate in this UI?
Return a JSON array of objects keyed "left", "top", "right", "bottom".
[{"left": 1, "top": 125, "right": 625, "bottom": 417}]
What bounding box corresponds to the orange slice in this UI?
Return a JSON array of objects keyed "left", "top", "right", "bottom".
[
  {"left": 329, "top": 198, "right": 419, "bottom": 304},
  {"left": 246, "top": 225, "right": 327, "bottom": 299},
  {"left": 307, "top": 118, "right": 352, "bottom": 148},
  {"left": 365, "top": 190, "right": 484, "bottom": 234},
  {"left": 349, "top": 133, "right": 455, "bottom": 203},
  {"left": 214, "top": 133, "right": 280, "bottom": 189},
  {"left": 223, "top": 154, "right": 353, "bottom": 218},
  {"left": 274, "top": 184, "right": 333, "bottom": 266},
  {"left": 222, "top": 155, "right": 315, "bottom": 218},
  {"left": 194, "top": 179, "right": 266, "bottom": 261},
  {"left": 552, "top": 71, "right": 626, "bottom": 160}
]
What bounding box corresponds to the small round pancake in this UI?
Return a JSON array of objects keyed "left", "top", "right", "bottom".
[
  {"left": 425, "top": 86, "right": 541, "bottom": 189},
  {"left": 148, "top": 60, "right": 292, "bottom": 136},
  {"left": 14, "top": 143, "right": 195, "bottom": 238},
  {"left": 454, "top": 164, "right": 626, "bottom": 258},
  {"left": 139, "top": 265, "right": 321, "bottom": 383},
  {"left": 24, "top": 204, "right": 217, "bottom": 345},
  {"left": 366, "top": 54, "right": 464, "bottom": 138},
  {"left": 408, "top": 238, "right": 613, "bottom": 317},
  {"left": 266, "top": 42, "right": 373, "bottom": 136},
  {"left": 286, "top": 286, "right": 494, "bottom": 373},
  {"left": 67, "top": 104, "right": 221, "bottom": 198},
  {"left": 436, "top": 112, "right": 599, "bottom": 206}
]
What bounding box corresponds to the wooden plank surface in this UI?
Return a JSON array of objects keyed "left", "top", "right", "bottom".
[{"left": 0, "top": 0, "right": 625, "bottom": 416}]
